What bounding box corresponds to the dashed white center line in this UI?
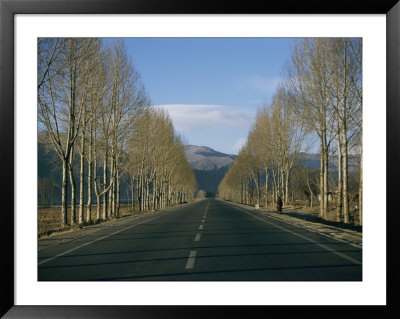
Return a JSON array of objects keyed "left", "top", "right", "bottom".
[
  {"left": 195, "top": 233, "right": 201, "bottom": 241},
  {"left": 185, "top": 250, "right": 197, "bottom": 269},
  {"left": 186, "top": 202, "right": 208, "bottom": 270}
]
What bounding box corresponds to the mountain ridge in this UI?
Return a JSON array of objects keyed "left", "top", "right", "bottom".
[
  {"left": 184, "top": 145, "right": 237, "bottom": 195},
  {"left": 183, "top": 145, "right": 360, "bottom": 196},
  {"left": 184, "top": 145, "right": 237, "bottom": 171}
]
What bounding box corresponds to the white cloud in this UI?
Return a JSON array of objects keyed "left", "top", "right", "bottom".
[{"left": 155, "top": 104, "right": 254, "bottom": 133}]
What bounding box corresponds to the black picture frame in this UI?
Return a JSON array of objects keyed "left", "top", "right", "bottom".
[{"left": 1, "top": 0, "right": 399, "bottom": 318}]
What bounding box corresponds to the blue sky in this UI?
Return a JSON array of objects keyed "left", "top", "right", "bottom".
[{"left": 124, "top": 38, "right": 295, "bottom": 155}]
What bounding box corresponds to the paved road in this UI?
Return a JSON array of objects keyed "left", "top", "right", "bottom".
[{"left": 38, "top": 199, "right": 362, "bottom": 281}]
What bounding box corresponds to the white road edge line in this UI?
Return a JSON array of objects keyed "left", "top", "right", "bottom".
[
  {"left": 185, "top": 250, "right": 197, "bottom": 269},
  {"left": 38, "top": 215, "right": 162, "bottom": 266},
  {"left": 266, "top": 213, "right": 362, "bottom": 249},
  {"left": 238, "top": 207, "right": 361, "bottom": 265},
  {"left": 195, "top": 233, "right": 201, "bottom": 242},
  {"left": 38, "top": 203, "right": 190, "bottom": 253},
  {"left": 38, "top": 226, "right": 107, "bottom": 252},
  {"left": 227, "top": 201, "right": 362, "bottom": 249},
  {"left": 223, "top": 200, "right": 362, "bottom": 248}
]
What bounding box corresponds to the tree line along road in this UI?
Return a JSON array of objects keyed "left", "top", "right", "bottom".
[{"left": 38, "top": 198, "right": 362, "bottom": 281}]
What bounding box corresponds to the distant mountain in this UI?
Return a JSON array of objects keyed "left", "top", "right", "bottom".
[
  {"left": 184, "top": 145, "right": 237, "bottom": 171},
  {"left": 38, "top": 132, "right": 360, "bottom": 204},
  {"left": 184, "top": 145, "right": 237, "bottom": 196},
  {"left": 38, "top": 134, "right": 236, "bottom": 204},
  {"left": 183, "top": 146, "right": 360, "bottom": 197}
]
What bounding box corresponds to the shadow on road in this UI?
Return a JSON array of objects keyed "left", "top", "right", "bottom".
[{"left": 88, "top": 263, "right": 362, "bottom": 281}]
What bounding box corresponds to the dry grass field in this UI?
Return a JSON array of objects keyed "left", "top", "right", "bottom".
[
  {"left": 37, "top": 204, "right": 140, "bottom": 238},
  {"left": 264, "top": 199, "right": 362, "bottom": 228}
]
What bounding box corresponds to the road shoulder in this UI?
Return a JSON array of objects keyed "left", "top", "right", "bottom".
[
  {"left": 216, "top": 199, "right": 362, "bottom": 248},
  {"left": 38, "top": 201, "right": 201, "bottom": 251}
]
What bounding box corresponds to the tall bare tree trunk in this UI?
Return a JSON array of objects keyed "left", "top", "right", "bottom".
[
  {"left": 93, "top": 124, "right": 101, "bottom": 222},
  {"left": 108, "top": 157, "right": 114, "bottom": 218},
  {"left": 153, "top": 179, "right": 157, "bottom": 211},
  {"left": 61, "top": 159, "right": 68, "bottom": 227},
  {"left": 112, "top": 160, "right": 116, "bottom": 216},
  {"left": 257, "top": 173, "right": 260, "bottom": 207},
  {"left": 319, "top": 140, "right": 325, "bottom": 218},
  {"left": 334, "top": 93, "right": 343, "bottom": 222},
  {"left": 323, "top": 145, "right": 329, "bottom": 219},
  {"left": 167, "top": 182, "right": 171, "bottom": 208},
  {"left": 342, "top": 127, "right": 349, "bottom": 224},
  {"left": 285, "top": 171, "right": 290, "bottom": 205},
  {"left": 252, "top": 173, "right": 260, "bottom": 207},
  {"left": 131, "top": 176, "right": 135, "bottom": 211},
  {"left": 282, "top": 171, "right": 285, "bottom": 204},
  {"left": 96, "top": 193, "right": 101, "bottom": 221},
  {"left": 139, "top": 170, "right": 143, "bottom": 211},
  {"left": 336, "top": 140, "right": 343, "bottom": 222},
  {"left": 86, "top": 119, "right": 93, "bottom": 222},
  {"left": 265, "top": 168, "right": 269, "bottom": 207},
  {"left": 136, "top": 171, "right": 141, "bottom": 211},
  {"left": 86, "top": 158, "right": 92, "bottom": 222},
  {"left": 102, "top": 151, "right": 108, "bottom": 220},
  {"left": 68, "top": 149, "right": 76, "bottom": 225},
  {"left": 146, "top": 181, "right": 150, "bottom": 211},
  {"left": 78, "top": 126, "right": 85, "bottom": 224},
  {"left": 116, "top": 166, "right": 120, "bottom": 217},
  {"left": 342, "top": 41, "right": 350, "bottom": 224}
]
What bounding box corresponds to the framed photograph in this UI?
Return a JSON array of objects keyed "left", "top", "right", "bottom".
[{"left": 1, "top": 0, "right": 399, "bottom": 317}]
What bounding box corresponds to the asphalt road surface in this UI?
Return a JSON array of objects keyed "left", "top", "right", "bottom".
[{"left": 38, "top": 199, "right": 362, "bottom": 281}]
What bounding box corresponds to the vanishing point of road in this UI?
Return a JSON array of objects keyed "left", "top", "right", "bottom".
[{"left": 38, "top": 199, "right": 362, "bottom": 281}]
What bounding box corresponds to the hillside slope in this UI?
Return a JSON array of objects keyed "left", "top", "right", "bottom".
[{"left": 184, "top": 145, "right": 237, "bottom": 196}]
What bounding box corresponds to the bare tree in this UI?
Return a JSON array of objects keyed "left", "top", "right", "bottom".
[
  {"left": 219, "top": 38, "right": 361, "bottom": 226},
  {"left": 38, "top": 38, "right": 99, "bottom": 227},
  {"left": 39, "top": 38, "right": 195, "bottom": 229},
  {"left": 286, "top": 38, "right": 337, "bottom": 219},
  {"left": 126, "top": 107, "right": 196, "bottom": 213}
]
